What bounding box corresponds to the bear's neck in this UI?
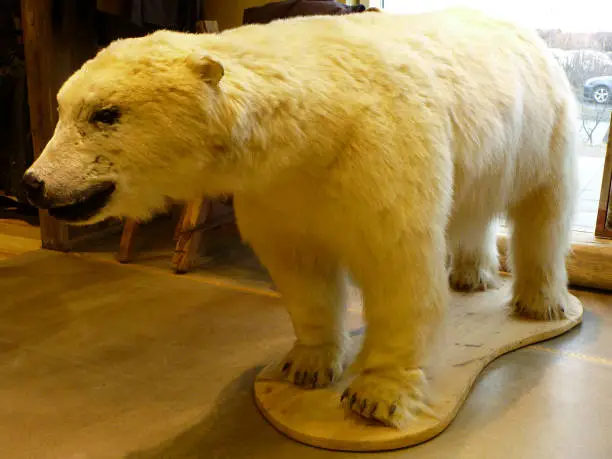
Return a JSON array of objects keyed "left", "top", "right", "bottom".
[{"left": 198, "top": 33, "right": 352, "bottom": 192}]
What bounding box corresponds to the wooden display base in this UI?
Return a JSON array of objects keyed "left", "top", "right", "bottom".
[{"left": 254, "top": 281, "right": 583, "bottom": 452}]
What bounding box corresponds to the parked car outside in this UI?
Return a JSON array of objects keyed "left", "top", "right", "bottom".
[{"left": 584, "top": 75, "right": 612, "bottom": 104}]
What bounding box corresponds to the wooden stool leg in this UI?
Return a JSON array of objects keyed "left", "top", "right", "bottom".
[
  {"left": 174, "top": 206, "right": 187, "bottom": 242},
  {"left": 172, "top": 198, "right": 211, "bottom": 273},
  {"left": 117, "top": 219, "right": 139, "bottom": 263}
]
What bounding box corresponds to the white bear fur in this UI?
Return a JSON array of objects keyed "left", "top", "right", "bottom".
[{"left": 26, "top": 8, "right": 577, "bottom": 427}]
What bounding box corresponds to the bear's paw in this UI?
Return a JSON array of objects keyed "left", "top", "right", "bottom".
[
  {"left": 449, "top": 265, "right": 500, "bottom": 292},
  {"left": 280, "top": 342, "right": 346, "bottom": 389},
  {"left": 511, "top": 290, "right": 568, "bottom": 321},
  {"left": 340, "top": 368, "right": 436, "bottom": 428}
]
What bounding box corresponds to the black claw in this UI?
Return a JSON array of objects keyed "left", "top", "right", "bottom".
[
  {"left": 311, "top": 371, "right": 319, "bottom": 388},
  {"left": 389, "top": 404, "right": 397, "bottom": 417},
  {"left": 350, "top": 393, "right": 358, "bottom": 408},
  {"left": 327, "top": 368, "right": 334, "bottom": 382},
  {"left": 282, "top": 362, "right": 292, "bottom": 373},
  {"left": 360, "top": 399, "right": 368, "bottom": 414},
  {"left": 340, "top": 389, "right": 349, "bottom": 402},
  {"left": 294, "top": 371, "right": 302, "bottom": 384},
  {"left": 370, "top": 402, "right": 378, "bottom": 417}
]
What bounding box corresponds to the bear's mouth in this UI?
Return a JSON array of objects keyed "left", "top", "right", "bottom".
[{"left": 48, "top": 182, "right": 116, "bottom": 222}]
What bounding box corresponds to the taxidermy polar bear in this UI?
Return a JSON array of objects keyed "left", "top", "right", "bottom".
[{"left": 23, "top": 8, "right": 577, "bottom": 427}]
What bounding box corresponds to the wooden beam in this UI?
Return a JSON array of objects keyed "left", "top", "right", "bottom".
[{"left": 20, "top": 0, "right": 97, "bottom": 251}]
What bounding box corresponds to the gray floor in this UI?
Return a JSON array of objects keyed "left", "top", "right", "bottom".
[{"left": 1, "top": 250, "right": 612, "bottom": 458}]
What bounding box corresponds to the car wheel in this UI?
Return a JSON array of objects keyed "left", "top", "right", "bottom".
[{"left": 593, "top": 85, "right": 610, "bottom": 104}]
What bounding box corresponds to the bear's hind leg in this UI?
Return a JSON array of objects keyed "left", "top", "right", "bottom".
[
  {"left": 508, "top": 106, "right": 576, "bottom": 321},
  {"left": 448, "top": 216, "right": 500, "bottom": 292},
  {"left": 508, "top": 183, "right": 573, "bottom": 320}
]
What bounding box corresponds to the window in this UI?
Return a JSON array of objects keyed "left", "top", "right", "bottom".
[{"left": 367, "top": 0, "right": 612, "bottom": 289}]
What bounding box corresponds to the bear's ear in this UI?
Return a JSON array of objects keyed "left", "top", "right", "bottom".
[{"left": 188, "top": 52, "right": 224, "bottom": 86}]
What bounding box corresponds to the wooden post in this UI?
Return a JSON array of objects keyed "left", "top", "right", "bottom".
[
  {"left": 596, "top": 116, "right": 612, "bottom": 238},
  {"left": 20, "top": 0, "right": 97, "bottom": 250}
]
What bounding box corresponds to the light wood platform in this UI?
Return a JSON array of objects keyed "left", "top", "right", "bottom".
[{"left": 255, "top": 281, "right": 583, "bottom": 452}]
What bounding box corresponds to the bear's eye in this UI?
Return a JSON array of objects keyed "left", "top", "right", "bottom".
[{"left": 91, "top": 107, "right": 121, "bottom": 125}]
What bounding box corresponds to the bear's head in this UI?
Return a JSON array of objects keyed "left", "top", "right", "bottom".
[{"left": 22, "top": 31, "right": 233, "bottom": 224}]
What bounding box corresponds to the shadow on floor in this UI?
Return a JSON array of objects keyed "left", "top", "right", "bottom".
[{"left": 125, "top": 366, "right": 293, "bottom": 459}]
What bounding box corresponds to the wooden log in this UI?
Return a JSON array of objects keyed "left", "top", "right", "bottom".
[{"left": 20, "top": 0, "right": 97, "bottom": 250}]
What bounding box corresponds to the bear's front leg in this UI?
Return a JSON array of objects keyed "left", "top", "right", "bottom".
[
  {"left": 342, "top": 232, "right": 447, "bottom": 427},
  {"left": 259, "top": 240, "right": 348, "bottom": 388},
  {"left": 235, "top": 207, "right": 349, "bottom": 388}
]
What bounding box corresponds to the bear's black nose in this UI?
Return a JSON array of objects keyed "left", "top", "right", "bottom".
[{"left": 22, "top": 173, "right": 49, "bottom": 208}]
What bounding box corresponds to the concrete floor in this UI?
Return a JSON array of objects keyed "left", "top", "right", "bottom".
[{"left": 1, "top": 249, "right": 612, "bottom": 458}]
